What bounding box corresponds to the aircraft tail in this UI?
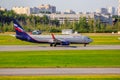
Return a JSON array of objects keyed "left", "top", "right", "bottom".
[{"left": 13, "top": 19, "right": 36, "bottom": 42}]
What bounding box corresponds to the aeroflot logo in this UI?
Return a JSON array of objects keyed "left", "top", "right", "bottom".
[{"left": 14, "top": 24, "right": 24, "bottom": 32}]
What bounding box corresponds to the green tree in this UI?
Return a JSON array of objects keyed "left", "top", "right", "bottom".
[
  {"left": 88, "top": 18, "right": 94, "bottom": 32},
  {"left": 42, "top": 15, "right": 49, "bottom": 24},
  {"left": 78, "top": 17, "right": 89, "bottom": 33}
]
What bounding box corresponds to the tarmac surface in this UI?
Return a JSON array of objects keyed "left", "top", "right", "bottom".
[
  {"left": 0, "top": 45, "right": 120, "bottom": 51},
  {"left": 0, "top": 68, "right": 120, "bottom": 76}
]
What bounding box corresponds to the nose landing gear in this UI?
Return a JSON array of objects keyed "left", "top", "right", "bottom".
[{"left": 84, "top": 44, "right": 87, "bottom": 47}]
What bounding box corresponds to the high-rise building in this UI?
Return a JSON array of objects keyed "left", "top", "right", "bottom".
[
  {"left": 96, "top": 8, "right": 108, "bottom": 14},
  {"left": 108, "top": 6, "right": 115, "bottom": 15},
  {"left": 118, "top": 0, "right": 120, "bottom": 16}
]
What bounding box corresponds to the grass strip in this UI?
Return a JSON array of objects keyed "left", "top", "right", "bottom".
[
  {"left": 0, "top": 35, "right": 120, "bottom": 45},
  {"left": 0, "top": 75, "right": 120, "bottom": 80},
  {"left": 0, "top": 50, "right": 120, "bottom": 68}
]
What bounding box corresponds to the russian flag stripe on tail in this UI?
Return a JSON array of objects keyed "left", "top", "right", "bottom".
[
  {"left": 14, "top": 24, "right": 24, "bottom": 32},
  {"left": 13, "top": 19, "right": 26, "bottom": 36},
  {"left": 13, "top": 19, "right": 24, "bottom": 29},
  {"left": 13, "top": 19, "right": 36, "bottom": 42}
]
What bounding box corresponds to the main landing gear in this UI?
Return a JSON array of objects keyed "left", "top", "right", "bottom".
[{"left": 50, "top": 43, "right": 57, "bottom": 47}]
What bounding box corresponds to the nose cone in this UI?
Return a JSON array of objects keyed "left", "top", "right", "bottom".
[{"left": 89, "top": 38, "right": 93, "bottom": 43}]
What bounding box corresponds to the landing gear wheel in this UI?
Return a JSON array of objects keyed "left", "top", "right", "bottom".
[
  {"left": 54, "top": 44, "right": 57, "bottom": 47},
  {"left": 84, "top": 44, "right": 87, "bottom": 47},
  {"left": 50, "top": 44, "right": 53, "bottom": 47}
]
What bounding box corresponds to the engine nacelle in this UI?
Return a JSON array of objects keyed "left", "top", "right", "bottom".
[
  {"left": 49, "top": 40, "right": 70, "bottom": 47},
  {"left": 61, "top": 41, "right": 70, "bottom": 45}
]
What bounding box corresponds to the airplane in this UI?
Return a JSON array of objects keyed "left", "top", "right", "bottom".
[{"left": 13, "top": 19, "right": 93, "bottom": 47}]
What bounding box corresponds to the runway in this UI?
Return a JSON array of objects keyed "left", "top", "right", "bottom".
[
  {"left": 0, "top": 68, "right": 120, "bottom": 76},
  {"left": 0, "top": 45, "right": 120, "bottom": 51}
]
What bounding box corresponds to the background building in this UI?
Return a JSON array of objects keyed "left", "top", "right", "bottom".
[
  {"left": 10, "top": 3, "right": 113, "bottom": 25},
  {"left": 12, "top": 6, "right": 30, "bottom": 15},
  {"left": 0, "top": 6, "right": 6, "bottom": 11},
  {"left": 38, "top": 4, "right": 56, "bottom": 13},
  {"left": 30, "top": 7, "right": 40, "bottom": 14},
  {"left": 118, "top": 0, "right": 120, "bottom": 16},
  {"left": 63, "top": 9, "right": 76, "bottom": 14},
  {"left": 95, "top": 13, "right": 113, "bottom": 25},
  {"left": 12, "top": 4, "right": 56, "bottom": 15},
  {"left": 96, "top": 8, "right": 108, "bottom": 14},
  {"left": 34, "top": 13, "right": 94, "bottom": 24},
  {"left": 107, "top": 6, "right": 115, "bottom": 15},
  {"left": 95, "top": 7, "right": 116, "bottom": 16},
  {"left": 34, "top": 12, "right": 112, "bottom": 25}
]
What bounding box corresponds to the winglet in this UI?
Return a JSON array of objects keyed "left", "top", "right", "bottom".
[{"left": 51, "top": 33, "right": 56, "bottom": 40}]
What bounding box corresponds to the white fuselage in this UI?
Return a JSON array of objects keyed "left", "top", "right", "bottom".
[{"left": 30, "top": 34, "right": 92, "bottom": 44}]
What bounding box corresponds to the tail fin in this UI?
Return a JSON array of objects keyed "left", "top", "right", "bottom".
[
  {"left": 13, "top": 19, "right": 32, "bottom": 41},
  {"left": 13, "top": 19, "right": 25, "bottom": 35}
]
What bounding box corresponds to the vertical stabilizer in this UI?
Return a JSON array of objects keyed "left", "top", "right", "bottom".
[{"left": 13, "top": 19, "right": 36, "bottom": 42}]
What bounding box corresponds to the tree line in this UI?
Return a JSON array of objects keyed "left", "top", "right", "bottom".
[{"left": 0, "top": 10, "right": 120, "bottom": 33}]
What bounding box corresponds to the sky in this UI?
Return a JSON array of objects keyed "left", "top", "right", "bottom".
[{"left": 0, "top": 0, "right": 118, "bottom": 12}]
